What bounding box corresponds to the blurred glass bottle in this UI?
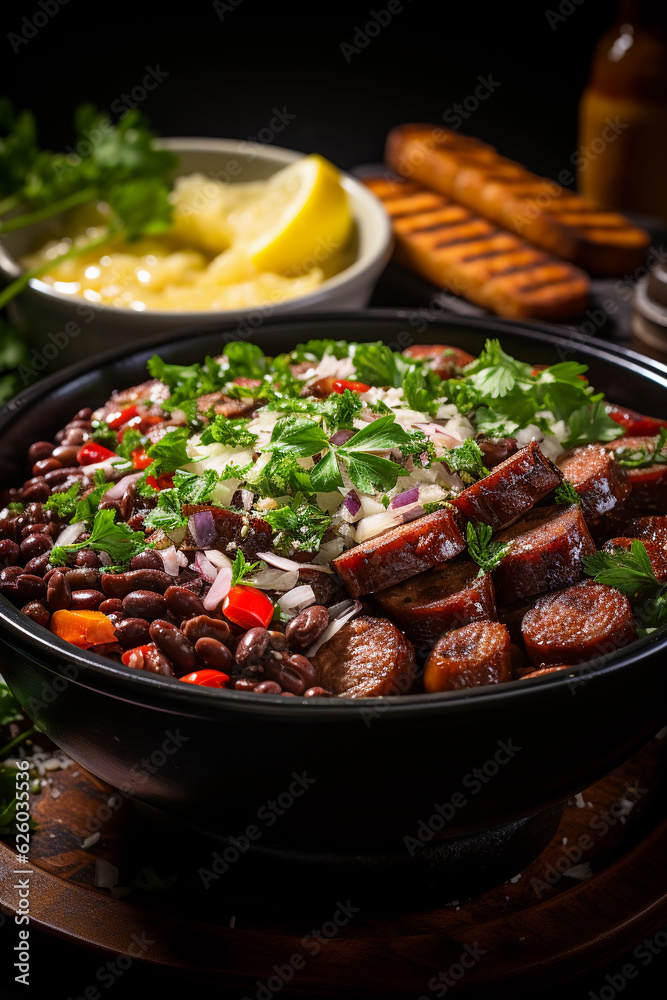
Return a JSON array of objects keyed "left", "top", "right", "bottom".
[{"left": 578, "top": 0, "right": 667, "bottom": 221}]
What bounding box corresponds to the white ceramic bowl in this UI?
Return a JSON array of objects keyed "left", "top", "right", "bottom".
[{"left": 0, "top": 138, "right": 393, "bottom": 369}]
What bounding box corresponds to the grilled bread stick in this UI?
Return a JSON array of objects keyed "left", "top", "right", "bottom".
[
  {"left": 385, "top": 124, "right": 650, "bottom": 276},
  {"left": 363, "top": 174, "right": 590, "bottom": 319}
]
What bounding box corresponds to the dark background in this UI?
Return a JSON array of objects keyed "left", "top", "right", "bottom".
[{"left": 2, "top": 1, "right": 667, "bottom": 997}]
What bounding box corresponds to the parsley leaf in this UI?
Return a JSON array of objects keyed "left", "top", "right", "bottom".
[
  {"left": 264, "top": 417, "right": 329, "bottom": 457},
  {"left": 583, "top": 541, "right": 659, "bottom": 602},
  {"left": 200, "top": 415, "right": 258, "bottom": 449},
  {"left": 402, "top": 364, "right": 442, "bottom": 416},
  {"left": 464, "top": 339, "right": 533, "bottom": 398},
  {"left": 441, "top": 439, "right": 487, "bottom": 485},
  {"left": 614, "top": 428, "right": 667, "bottom": 468},
  {"left": 246, "top": 453, "right": 314, "bottom": 498},
  {"left": 262, "top": 492, "right": 332, "bottom": 554},
  {"left": 230, "top": 550, "right": 261, "bottom": 587},
  {"left": 352, "top": 342, "right": 407, "bottom": 388},
  {"left": 0, "top": 674, "right": 23, "bottom": 727},
  {"left": 44, "top": 481, "right": 82, "bottom": 519},
  {"left": 71, "top": 469, "right": 112, "bottom": 523},
  {"left": 145, "top": 427, "right": 192, "bottom": 477},
  {"left": 555, "top": 479, "right": 582, "bottom": 505},
  {"left": 562, "top": 400, "right": 622, "bottom": 448},
  {"left": 49, "top": 508, "right": 148, "bottom": 567},
  {"left": 220, "top": 342, "right": 270, "bottom": 381},
  {"left": 90, "top": 420, "right": 118, "bottom": 448},
  {"left": 319, "top": 389, "right": 363, "bottom": 433},
  {"left": 172, "top": 469, "right": 221, "bottom": 504},
  {"left": 466, "top": 521, "right": 511, "bottom": 576},
  {"left": 143, "top": 490, "right": 186, "bottom": 532}
]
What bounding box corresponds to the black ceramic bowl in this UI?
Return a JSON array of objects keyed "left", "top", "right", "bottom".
[{"left": 2, "top": 311, "right": 667, "bottom": 874}]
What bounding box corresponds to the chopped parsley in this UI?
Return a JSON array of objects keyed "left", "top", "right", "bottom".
[
  {"left": 584, "top": 540, "right": 667, "bottom": 635},
  {"left": 230, "top": 550, "right": 261, "bottom": 587},
  {"left": 44, "top": 481, "right": 82, "bottom": 519},
  {"left": 613, "top": 428, "right": 667, "bottom": 469},
  {"left": 144, "top": 426, "right": 193, "bottom": 478},
  {"left": 555, "top": 479, "right": 582, "bottom": 505},
  {"left": 441, "top": 439, "right": 487, "bottom": 485},
  {"left": 246, "top": 453, "right": 313, "bottom": 498},
  {"left": 199, "top": 415, "right": 258, "bottom": 449},
  {"left": 49, "top": 508, "right": 149, "bottom": 567},
  {"left": 71, "top": 469, "right": 113, "bottom": 523},
  {"left": 466, "top": 521, "right": 511, "bottom": 576},
  {"left": 262, "top": 492, "right": 332, "bottom": 554},
  {"left": 143, "top": 490, "right": 186, "bottom": 532}
]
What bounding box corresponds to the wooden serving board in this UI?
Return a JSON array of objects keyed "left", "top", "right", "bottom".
[{"left": 1, "top": 733, "right": 667, "bottom": 997}]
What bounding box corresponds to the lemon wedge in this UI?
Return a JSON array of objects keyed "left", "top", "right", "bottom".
[{"left": 230, "top": 154, "right": 353, "bottom": 274}]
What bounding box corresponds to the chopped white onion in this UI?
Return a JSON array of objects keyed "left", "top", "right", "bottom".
[
  {"left": 98, "top": 551, "right": 112, "bottom": 567},
  {"left": 94, "top": 859, "right": 119, "bottom": 889},
  {"left": 80, "top": 458, "right": 117, "bottom": 477},
  {"left": 247, "top": 568, "right": 299, "bottom": 591},
  {"left": 412, "top": 422, "right": 461, "bottom": 447},
  {"left": 278, "top": 585, "right": 316, "bottom": 614},
  {"left": 55, "top": 521, "right": 85, "bottom": 547},
  {"left": 105, "top": 471, "right": 142, "bottom": 501},
  {"left": 312, "top": 537, "right": 346, "bottom": 563},
  {"left": 175, "top": 549, "right": 189, "bottom": 567},
  {"left": 203, "top": 566, "right": 233, "bottom": 610},
  {"left": 204, "top": 549, "right": 233, "bottom": 570},
  {"left": 159, "top": 545, "right": 180, "bottom": 576},
  {"left": 307, "top": 603, "right": 361, "bottom": 657},
  {"left": 354, "top": 508, "right": 406, "bottom": 544},
  {"left": 239, "top": 489, "right": 254, "bottom": 511},
  {"left": 256, "top": 551, "right": 333, "bottom": 574},
  {"left": 194, "top": 551, "right": 218, "bottom": 583}
]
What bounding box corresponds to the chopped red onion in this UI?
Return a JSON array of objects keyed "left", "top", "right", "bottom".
[
  {"left": 194, "top": 551, "right": 218, "bottom": 583},
  {"left": 105, "top": 471, "right": 143, "bottom": 501},
  {"left": 278, "top": 584, "right": 316, "bottom": 614},
  {"left": 55, "top": 521, "right": 85, "bottom": 547},
  {"left": 412, "top": 422, "right": 461, "bottom": 447},
  {"left": 402, "top": 505, "right": 426, "bottom": 523},
  {"left": 390, "top": 486, "right": 419, "bottom": 509},
  {"left": 175, "top": 549, "right": 188, "bottom": 567},
  {"left": 203, "top": 566, "right": 233, "bottom": 611},
  {"left": 205, "top": 549, "right": 233, "bottom": 571},
  {"left": 160, "top": 545, "right": 180, "bottom": 576},
  {"left": 343, "top": 490, "right": 361, "bottom": 516},
  {"left": 189, "top": 510, "right": 216, "bottom": 549}
]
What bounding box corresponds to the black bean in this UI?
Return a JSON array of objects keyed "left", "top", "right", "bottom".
[
  {"left": 21, "top": 601, "right": 50, "bottom": 627},
  {"left": 63, "top": 427, "right": 85, "bottom": 446},
  {"left": 194, "top": 637, "right": 233, "bottom": 671},
  {"left": 21, "top": 478, "right": 50, "bottom": 503},
  {"left": 1, "top": 566, "right": 23, "bottom": 584},
  {"left": 28, "top": 441, "right": 54, "bottom": 464},
  {"left": 16, "top": 574, "right": 47, "bottom": 603},
  {"left": 101, "top": 569, "right": 172, "bottom": 599},
  {"left": 233, "top": 678, "right": 258, "bottom": 691},
  {"left": 21, "top": 522, "right": 46, "bottom": 538},
  {"left": 149, "top": 620, "right": 197, "bottom": 675},
  {"left": 0, "top": 519, "right": 14, "bottom": 541},
  {"left": 181, "top": 615, "right": 232, "bottom": 645},
  {"left": 285, "top": 605, "right": 329, "bottom": 649},
  {"left": 24, "top": 502, "right": 46, "bottom": 523},
  {"left": 20, "top": 533, "right": 52, "bottom": 562},
  {"left": 254, "top": 680, "right": 282, "bottom": 694},
  {"left": 75, "top": 550, "right": 100, "bottom": 568},
  {"left": 32, "top": 457, "right": 62, "bottom": 477},
  {"left": 99, "top": 598, "right": 123, "bottom": 615},
  {"left": 51, "top": 445, "right": 80, "bottom": 466},
  {"left": 130, "top": 550, "right": 163, "bottom": 571},
  {"left": 46, "top": 570, "right": 71, "bottom": 611},
  {"left": 235, "top": 627, "right": 270, "bottom": 665},
  {"left": 165, "top": 586, "right": 205, "bottom": 620},
  {"left": 0, "top": 539, "right": 20, "bottom": 568},
  {"left": 69, "top": 589, "right": 105, "bottom": 610},
  {"left": 114, "top": 617, "right": 152, "bottom": 650},
  {"left": 106, "top": 612, "right": 127, "bottom": 627},
  {"left": 142, "top": 645, "right": 176, "bottom": 677},
  {"left": 24, "top": 552, "right": 52, "bottom": 576},
  {"left": 265, "top": 653, "right": 317, "bottom": 696},
  {"left": 304, "top": 687, "right": 331, "bottom": 697},
  {"left": 122, "top": 590, "right": 167, "bottom": 621}
]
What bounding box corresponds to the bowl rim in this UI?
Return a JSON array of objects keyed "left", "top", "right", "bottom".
[
  {"left": 0, "top": 136, "right": 393, "bottom": 319},
  {"left": 2, "top": 307, "right": 667, "bottom": 719}
]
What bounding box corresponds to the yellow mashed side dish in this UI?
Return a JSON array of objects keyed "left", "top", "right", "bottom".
[{"left": 22, "top": 155, "right": 355, "bottom": 312}]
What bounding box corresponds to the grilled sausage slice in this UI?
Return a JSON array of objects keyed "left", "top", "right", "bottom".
[
  {"left": 606, "top": 436, "right": 667, "bottom": 511},
  {"left": 625, "top": 515, "right": 667, "bottom": 548},
  {"left": 492, "top": 504, "right": 596, "bottom": 605},
  {"left": 602, "top": 536, "right": 667, "bottom": 582},
  {"left": 312, "top": 616, "right": 417, "bottom": 698},
  {"left": 180, "top": 505, "right": 273, "bottom": 561},
  {"left": 423, "top": 621, "right": 512, "bottom": 692},
  {"left": 556, "top": 444, "right": 630, "bottom": 521},
  {"left": 401, "top": 344, "right": 475, "bottom": 378},
  {"left": 453, "top": 440, "right": 562, "bottom": 531},
  {"left": 522, "top": 581, "right": 636, "bottom": 665},
  {"left": 332, "top": 509, "right": 464, "bottom": 598},
  {"left": 374, "top": 558, "right": 495, "bottom": 646}
]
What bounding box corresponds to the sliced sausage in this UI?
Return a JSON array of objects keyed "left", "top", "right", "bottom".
[
  {"left": 522, "top": 581, "right": 636, "bottom": 665},
  {"left": 312, "top": 616, "right": 417, "bottom": 698},
  {"left": 181, "top": 505, "right": 273, "bottom": 561},
  {"left": 374, "top": 558, "right": 496, "bottom": 646},
  {"left": 602, "top": 536, "right": 667, "bottom": 582},
  {"left": 332, "top": 509, "right": 465, "bottom": 598},
  {"left": 297, "top": 566, "right": 347, "bottom": 608},
  {"left": 99, "top": 378, "right": 170, "bottom": 417},
  {"left": 423, "top": 621, "right": 512, "bottom": 692},
  {"left": 491, "top": 504, "right": 596, "bottom": 605},
  {"left": 453, "top": 440, "right": 562, "bottom": 532},
  {"left": 556, "top": 444, "right": 630, "bottom": 521},
  {"left": 606, "top": 436, "right": 667, "bottom": 511},
  {"left": 401, "top": 344, "right": 475, "bottom": 379},
  {"left": 498, "top": 595, "right": 542, "bottom": 645},
  {"left": 625, "top": 515, "right": 667, "bottom": 548},
  {"left": 477, "top": 437, "right": 518, "bottom": 469}
]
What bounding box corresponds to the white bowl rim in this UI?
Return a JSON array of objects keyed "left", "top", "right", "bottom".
[{"left": 0, "top": 136, "right": 393, "bottom": 319}]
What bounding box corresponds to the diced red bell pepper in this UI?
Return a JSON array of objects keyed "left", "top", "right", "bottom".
[
  {"left": 139, "top": 414, "right": 165, "bottom": 433},
  {"left": 51, "top": 610, "right": 117, "bottom": 649},
  {"left": 146, "top": 473, "right": 174, "bottom": 490},
  {"left": 131, "top": 447, "right": 152, "bottom": 470},
  {"left": 77, "top": 441, "right": 117, "bottom": 466},
  {"left": 107, "top": 405, "right": 139, "bottom": 430},
  {"left": 117, "top": 416, "right": 142, "bottom": 442},
  {"left": 223, "top": 584, "right": 274, "bottom": 630},
  {"left": 121, "top": 644, "right": 153, "bottom": 667},
  {"left": 606, "top": 403, "right": 667, "bottom": 438},
  {"left": 332, "top": 379, "right": 371, "bottom": 394},
  {"left": 180, "top": 669, "right": 230, "bottom": 688}
]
